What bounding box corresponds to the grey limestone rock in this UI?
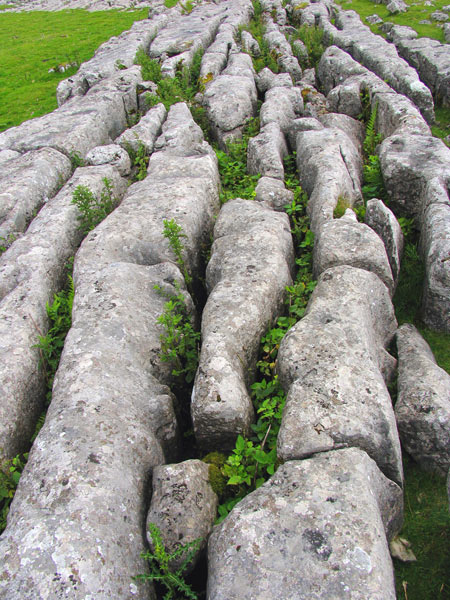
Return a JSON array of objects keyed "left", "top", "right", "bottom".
[
  {"left": 395, "top": 37, "right": 450, "bottom": 107},
  {"left": 386, "top": 24, "right": 418, "bottom": 44},
  {"left": 192, "top": 199, "right": 294, "bottom": 451},
  {"left": 255, "top": 67, "right": 293, "bottom": 93},
  {"left": 292, "top": 37, "right": 308, "bottom": 61},
  {"left": 318, "top": 112, "right": 365, "bottom": 153},
  {"left": 386, "top": 0, "right": 407, "bottom": 13},
  {"left": 296, "top": 126, "right": 363, "bottom": 232},
  {"left": 115, "top": 102, "right": 167, "bottom": 154},
  {"left": 260, "top": 85, "right": 304, "bottom": 134},
  {"left": 286, "top": 116, "right": 324, "bottom": 149},
  {"left": 319, "top": 11, "right": 435, "bottom": 124},
  {"left": 0, "top": 149, "right": 20, "bottom": 166},
  {"left": 85, "top": 144, "right": 131, "bottom": 176},
  {"left": 395, "top": 324, "right": 450, "bottom": 476},
  {"left": 419, "top": 178, "right": 450, "bottom": 332},
  {"left": 366, "top": 13, "right": 384, "bottom": 24},
  {"left": 255, "top": 176, "right": 294, "bottom": 211},
  {"left": 241, "top": 30, "right": 261, "bottom": 56},
  {"left": 203, "top": 53, "right": 258, "bottom": 148},
  {"left": 0, "top": 104, "right": 219, "bottom": 598},
  {"left": 313, "top": 210, "right": 395, "bottom": 293},
  {"left": 247, "top": 121, "right": 288, "bottom": 180},
  {"left": 146, "top": 460, "right": 218, "bottom": 572},
  {"left": 277, "top": 265, "right": 402, "bottom": 484},
  {"left": 431, "top": 10, "right": 449, "bottom": 21},
  {"left": 207, "top": 448, "right": 403, "bottom": 600},
  {"left": 365, "top": 198, "right": 404, "bottom": 283},
  {"left": 263, "top": 20, "right": 302, "bottom": 81},
  {"left": 199, "top": 24, "right": 236, "bottom": 80},
  {"left": 56, "top": 16, "right": 167, "bottom": 105},
  {"left": 0, "top": 147, "right": 71, "bottom": 240},
  {"left": 0, "top": 67, "right": 142, "bottom": 157},
  {"left": 0, "top": 166, "right": 126, "bottom": 462},
  {"left": 300, "top": 66, "right": 317, "bottom": 86},
  {"left": 444, "top": 22, "right": 450, "bottom": 43}
]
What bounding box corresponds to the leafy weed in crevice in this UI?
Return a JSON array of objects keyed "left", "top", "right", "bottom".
[
  {"left": 0, "top": 453, "right": 28, "bottom": 533},
  {"left": 134, "top": 522, "right": 201, "bottom": 600},
  {"left": 215, "top": 157, "right": 316, "bottom": 522},
  {"left": 215, "top": 117, "right": 261, "bottom": 204},
  {"left": 71, "top": 177, "right": 118, "bottom": 236},
  {"left": 287, "top": 24, "right": 325, "bottom": 69},
  {"left": 238, "top": 0, "right": 280, "bottom": 74}
]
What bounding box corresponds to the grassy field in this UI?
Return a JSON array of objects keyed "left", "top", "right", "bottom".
[{"left": 0, "top": 8, "right": 148, "bottom": 131}]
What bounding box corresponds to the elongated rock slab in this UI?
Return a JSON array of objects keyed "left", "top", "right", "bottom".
[
  {"left": 0, "top": 147, "right": 71, "bottom": 240},
  {"left": 192, "top": 199, "right": 294, "bottom": 451},
  {"left": 0, "top": 103, "right": 220, "bottom": 599},
  {"left": 0, "top": 165, "right": 127, "bottom": 461},
  {"left": 207, "top": 448, "right": 403, "bottom": 600},
  {"left": 277, "top": 265, "right": 402, "bottom": 484},
  {"left": 395, "top": 324, "right": 450, "bottom": 476},
  {"left": 0, "top": 67, "right": 142, "bottom": 157}
]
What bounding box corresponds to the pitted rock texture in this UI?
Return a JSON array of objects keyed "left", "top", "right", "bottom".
[
  {"left": 115, "top": 102, "right": 167, "bottom": 154},
  {"left": 296, "top": 124, "right": 363, "bottom": 232},
  {"left": 365, "top": 198, "right": 404, "bottom": 284},
  {"left": 207, "top": 448, "right": 403, "bottom": 600},
  {"left": 146, "top": 460, "right": 218, "bottom": 572},
  {"left": 277, "top": 265, "right": 402, "bottom": 485},
  {"left": 0, "top": 67, "right": 142, "bottom": 157},
  {"left": 395, "top": 324, "right": 450, "bottom": 476},
  {"left": 318, "top": 6, "right": 435, "bottom": 123},
  {"left": 313, "top": 210, "right": 395, "bottom": 294},
  {"left": 192, "top": 199, "right": 294, "bottom": 451},
  {"left": 0, "top": 103, "right": 220, "bottom": 598},
  {"left": 85, "top": 144, "right": 131, "bottom": 176},
  {"left": 56, "top": 15, "right": 169, "bottom": 105},
  {"left": 247, "top": 121, "right": 288, "bottom": 180},
  {"left": 203, "top": 52, "right": 258, "bottom": 148},
  {"left": 0, "top": 166, "right": 127, "bottom": 461},
  {"left": 255, "top": 175, "right": 294, "bottom": 211},
  {"left": 0, "top": 147, "right": 71, "bottom": 240}
]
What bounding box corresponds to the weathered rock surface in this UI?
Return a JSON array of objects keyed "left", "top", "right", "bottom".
[
  {"left": 146, "top": 460, "right": 218, "bottom": 572},
  {"left": 318, "top": 8, "right": 434, "bottom": 123},
  {"left": 115, "top": 102, "right": 167, "bottom": 154},
  {"left": 0, "top": 147, "right": 71, "bottom": 240},
  {"left": 203, "top": 52, "right": 258, "bottom": 148},
  {"left": 85, "top": 143, "right": 131, "bottom": 176},
  {"left": 365, "top": 198, "right": 404, "bottom": 283},
  {"left": 0, "top": 103, "right": 219, "bottom": 598},
  {"left": 313, "top": 210, "right": 395, "bottom": 294},
  {"left": 56, "top": 15, "right": 168, "bottom": 105},
  {"left": 207, "top": 448, "right": 403, "bottom": 600},
  {"left": 192, "top": 199, "right": 294, "bottom": 451},
  {"left": 0, "top": 166, "right": 126, "bottom": 462},
  {"left": 247, "top": 121, "right": 288, "bottom": 180},
  {"left": 277, "top": 265, "right": 402, "bottom": 484},
  {"left": 255, "top": 176, "right": 294, "bottom": 211},
  {"left": 259, "top": 84, "right": 304, "bottom": 134},
  {"left": 263, "top": 19, "right": 302, "bottom": 81},
  {"left": 317, "top": 46, "right": 431, "bottom": 138},
  {"left": 395, "top": 324, "right": 450, "bottom": 476},
  {"left": 395, "top": 36, "right": 450, "bottom": 107},
  {"left": 0, "top": 67, "right": 142, "bottom": 157},
  {"left": 296, "top": 125, "right": 363, "bottom": 232}
]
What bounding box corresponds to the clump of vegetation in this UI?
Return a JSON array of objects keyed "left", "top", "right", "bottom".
[
  {"left": 216, "top": 117, "right": 261, "bottom": 204},
  {"left": 71, "top": 177, "right": 118, "bottom": 236},
  {"left": 216, "top": 156, "right": 316, "bottom": 522},
  {"left": 124, "top": 139, "right": 150, "bottom": 182},
  {"left": 163, "top": 218, "right": 192, "bottom": 286},
  {"left": 134, "top": 522, "right": 201, "bottom": 600},
  {"left": 289, "top": 24, "right": 324, "bottom": 69},
  {"left": 238, "top": 0, "right": 280, "bottom": 73},
  {"left": 0, "top": 453, "right": 28, "bottom": 533},
  {"left": 0, "top": 233, "right": 16, "bottom": 256}
]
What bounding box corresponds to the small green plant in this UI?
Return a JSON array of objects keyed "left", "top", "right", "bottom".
[
  {"left": 69, "top": 152, "right": 85, "bottom": 170},
  {"left": 0, "top": 453, "right": 28, "bottom": 533},
  {"left": 180, "top": 0, "right": 195, "bottom": 14},
  {"left": 155, "top": 284, "right": 200, "bottom": 386},
  {"left": 363, "top": 102, "right": 382, "bottom": 157},
  {"left": 134, "top": 522, "right": 200, "bottom": 600},
  {"left": 163, "top": 219, "right": 192, "bottom": 285},
  {"left": 71, "top": 177, "right": 117, "bottom": 235},
  {"left": 164, "top": 0, "right": 179, "bottom": 7},
  {"left": 289, "top": 24, "right": 324, "bottom": 69},
  {"left": 134, "top": 48, "right": 162, "bottom": 83},
  {"left": 0, "top": 232, "right": 16, "bottom": 255},
  {"left": 35, "top": 271, "right": 74, "bottom": 404},
  {"left": 125, "top": 139, "right": 149, "bottom": 181},
  {"left": 216, "top": 117, "right": 261, "bottom": 204}
]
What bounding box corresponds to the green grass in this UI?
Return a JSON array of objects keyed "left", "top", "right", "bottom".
[
  {"left": 394, "top": 454, "right": 450, "bottom": 600},
  {"left": 0, "top": 8, "right": 147, "bottom": 132},
  {"left": 335, "top": 0, "right": 448, "bottom": 42}
]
